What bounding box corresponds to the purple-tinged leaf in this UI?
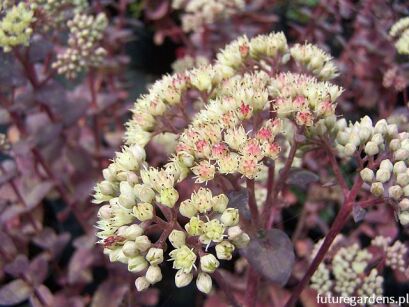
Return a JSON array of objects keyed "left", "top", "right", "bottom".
[
  {"left": 241, "top": 229, "right": 294, "bottom": 285},
  {"left": 25, "top": 181, "right": 54, "bottom": 209},
  {"left": 144, "top": 0, "right": 169, "bottom": 20},
  {"left": 29, "top": 285, "right": 54, "bottom": 307},
  {"left": 0, "top": 232, "right": 17, "bottom": 258},
  {"left": 0, "top": 279, "right": 33, "bottom": 305},
  {"left": 286, "top": 168, "right": 319, "bottom": 190},
  {"left": 68, "top": 248, "right": 94, "bottom": 284},
  {"left": 28, "top": 254, "right": 49, "bottom": 286},
  {"left": 227, "top": 189, "right": 251, "bottom": 221},
  {"left": 4, "top": 255, "right": 29, "bottom": 277},
  {"left": 91, "top": 278, "right": 129, "bottom": 307}
]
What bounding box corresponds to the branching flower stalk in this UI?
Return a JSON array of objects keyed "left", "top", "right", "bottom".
[{"left": 94, "top": 31, "right": 346, "bottom": 305}]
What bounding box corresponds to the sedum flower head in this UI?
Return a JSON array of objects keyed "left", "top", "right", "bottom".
[{"left": 0, "top": 3, "right": 34, "bottom": 52}]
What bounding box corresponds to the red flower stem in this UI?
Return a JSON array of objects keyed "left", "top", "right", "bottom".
[
  {"left": 322, "top": 138, "right": 349, "bottom": 196},
  {"left": 244, "top": 267, "right": 259, "bottom": 307},
  {"left": 284, "top": 175, "right": 363, "bottom": 307}
]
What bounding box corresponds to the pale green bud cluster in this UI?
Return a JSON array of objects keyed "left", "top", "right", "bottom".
[
  {"left": 171, "top": 55, "right": 209, "bottom": 73},
  {"left": 335, "top": 116, "right": 398, "bottom": 158},
  {"left": 390, "top": 17, "right": 409, "bottom": 55},
  {"left": 30, "top": 0, "right": 88, "bottom": 27},
  {"left": 52, "top": 13, "right": 108, "bottom": 78},
  {"left": 0, "top": 3, "right": 34, "bottom": 52},
  {"left": 310, "top": 237, "right": 408, "bottom": 298},
  {"left": 372, "top": 236, "right": 407, "bottom": 272},
  {"left": 172, "top": 0, "right": 245, "bottom": 32},
  {"left": 311, "top": 242, "right": 381, "bottom": 298},
  {"left": 290, "top": 43, "right": 339, "bottom": 80},
  {"left": 338, "top": 116, "right": 409, "bottom": 225}
]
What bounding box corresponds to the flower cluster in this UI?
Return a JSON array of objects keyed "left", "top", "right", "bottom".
[
  {"left": 290, "top": 43, "right": 339, "bottom": 80},
  {"left": 52, "top": 13, "right": 108, "bottom": 79},
  {"left": 0, "top": 2, "right": 34, "bottom": 52},
  {"left": 311, "top": 236, "right": 409, "bottom": 299},
  {"left": 31, "top": 0, "right": 88, "bottom": 28},
  {"left": 390, "top": 17, "right": 409, "bottom": 55},
  {"left": 172, "top": 55, "right": 209, "bottom": 73},
  {"left": 335, "top": 116, "right": 409, "bottom": 224},
  {"left": 94, "top": 31, "right": 343, "bottom": 294},
  {"left": 172, "top": 0, "right": 245, "bottom": 33}
]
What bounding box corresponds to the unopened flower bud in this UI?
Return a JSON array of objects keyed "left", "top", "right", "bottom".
[
  {"left": 374, "top": 120, "right": 388, "bottom": 135},
  {"left": 128, "top": 255, "right": 148, "bottom": 272},
  {"left": 134, "top": 184, "right": 155, "bottom": 203},
  {"left": 145, "top": 265, "right": 162, "bottom": 284},
  {"left": 399, "top": 198, "right": 409, "bottom": 211},
  {"left": 196, "top": 272, "right": 212, "bottom": 294},
  {"left": 118, "top": 182, "right": 136, "bottom": 208},
  {"left": 146, "top": 247, "right": 164, "bottom": 265},
  {"left": 175, "top": 270, "right": 193, "bottom": 287},
  {"left": 394, "top": 149, "right": 409, "bottom": 161},
  {"left": 215, "top": 241, "right": 235, "bottom": 260},
  {"left": 212, "top": 194, "right": 229, "bottom": 213},
  {"left": 169, "top": 230, "right": 186, "bottom": 248},
  {"left": 390, "top": 139, "right": 401, "bottom": 151},
  {"left": 403, "top": 185, "right": 409, "bottom": 197},
  {"left": 122, "top": 224, "right": 144, "bottom": 240},
  {"left": 134, "top": 235, "right": 152, "bottom": 252},
  {"left": 360, "top": 168, "right": 374, "bottom": 183},
  {"left": 371, "top": 133, "right": 384, "bottom": 145},
  {"left": 397, "top": 173, "right": 409, "bottom": 186},
  {"left": 200, "top": 254, "right": 220, "bottom": 273},
  {"left": 394, "top": 161, "right": 407, "bottom": 174},
  {"left": 376, "top": 169, "right": 391, "bottom": 183},
  {"left": 389, "top": 185, "right": 403, "bottom": 200},
  {"left": 108, "top": 248, "right": 128, "bottom": 263},
  {"left": 227, "top": 226, "right": 243, "bottom": 240},
  {"left": 133, "top": 203, "right": 154, "bottom": 221},
  {"left": 365, "top": 141, "right": 379, "bottom": 156},
  {"left": 220, "top": 208, "right": 240, "bottom": 226},
  {"left": 179, "top": 199, "right": 198, "bottom": 218},
  {"left": 370, "top": 182, "right": 384, "bottom": 197},
  {"left": 159, "top": 187, "right": 179, "bottom": 208},
  {"left": 399, "top": 211, "right": 409, "bottom": 225},
  {"left": 344, "top": 143, "right": 357, "bottom": 156},
  {"left": 380, "top": 159, "right": 393, "bottom": 172},
  {"left": 122, "top": 241, "right": 139, "bottom": 257},
  {"left": 98, "top": 205, "right": 113, "bottom": 219},
  {"left": 135, "top": 277, "right": 150, "bottom": 291},
  {"left": 231, "top": 232, "right": 250, "bottom": 248}
]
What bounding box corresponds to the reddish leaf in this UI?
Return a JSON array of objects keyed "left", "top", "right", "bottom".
[
  {"left": 0, "top": 279, "right": 33, "bottom": 305},
  {"left": 241, "top": 229, "right": 294, "bottom": 285},
  {"left": 25, "top": 181, "right": 54, "bottom": 209},
  {"left": 28, "top": 254, "right": 49, "bottom": 286},
  {"left": 91, "top": 278, "right": 129, "bottom": 307},
  {"left": 286, "top": 168, "right": 319, "bottom": 190},
  {"left": 144, "top": 0, "right": 169, "bottom": 20},
  {"left": 4, "top": 255, "right": 29, "bottom": 277}
]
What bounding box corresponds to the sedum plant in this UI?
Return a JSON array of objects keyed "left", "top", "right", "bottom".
[{"left": 93, "top": 31, "right": 349, "bottom": 304}]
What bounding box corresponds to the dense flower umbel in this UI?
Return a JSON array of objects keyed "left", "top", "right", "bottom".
[
  {"left": 310, "top": 236, "right": 408, "bottom": 299},
  {"left": 0, "top": 3, "right": 34, "bottom": 52},
  {"left": 52, "top": 13, "right": 108, "bottom": 79},
  {"left": 390, "top": 17, "right": 409, "bottom": 55},
  {"left": 172, "top": 0, "right": 245, "bottom": 33},
  {"left": 335, "top": 116, "right": 409, "bottom": 225},
  {"left": 94, "top": 32, "right": 342, "bottom": 294}
]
